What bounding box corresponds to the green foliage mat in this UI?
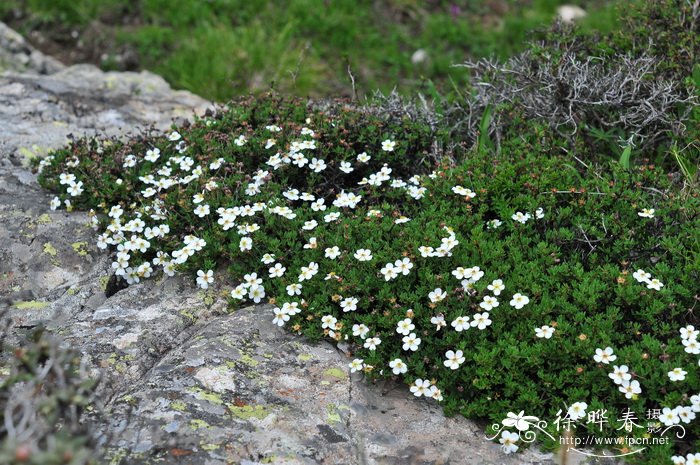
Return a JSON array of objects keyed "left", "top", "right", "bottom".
[{"left": 37, "top": 96, "right": 700, "bottom": 463}]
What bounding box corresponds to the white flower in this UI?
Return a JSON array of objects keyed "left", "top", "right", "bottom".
[
  {"left": 619, "top": 379, "right": 642, "bottom": 399},
  {"left": 272, "top": 307, "right": 290, "bottom": 326},
  {"left": 396, "top": 318, "right": 415, "bottom": 336},
  {"left": 451, "top": 316, "right": 470, "bottom": 332},
  {"left": 691, "top": 394, "right": 700, "bottom": 412},
  {"left": 339, "top": 161, "right": 354, "bottom": 173},
  {"left": 269, "top": 263, "right": 286, "bottom": 278},
  {"left": 380, "top": 263, "right": 399, "bottom": 281},
  {"left": 567, "top": 402, "right": 588, "bottom": 421},
  {"left": 678, "top": 406, "right": 696, "bottom": 424},
  {"left": 684, "top": 339, "right": 700, "bottom": 354},
  {"left": 286, "top": 283, "right": 302, "bottom": 296},
  {"left": 429, "top": 288, "right": 446, "bottom": 303},
  {"left": 59, "top": 172, "right": 76, "bottom": 185},
  {"left": 349, "top": 359, "right": 364, "bottom": 373},
  {"left": 535, "top": 325, "right": 555, "bottom": 339},
  {"left": 230, "top": 285, "right": 247, "bottom": 299},
  {"left": 672, "top": 455, "right": 687, "bottom": 465},
  {"left": 364, "top": 337, "right": 381, "bottom": 350},
  {"left": 352, "top": 324, "right": 369, "bottom": 339},
  {"left": 409, "top": 378, "right": 431, "bottom": 397},
  {"left": 659, "top": 407, "right": 680, "bottom": 426},
  {"left": 593, "top": 347, "right": 617, "bottom": 364},
  {"left": 668, "top": 368, "right": 687, "bottom": 382},
  {"left": 381, "top": 139, "right": 396, "bottom": 152},
  {"left": 431, "top": 315, "right": 446, "bottom": 331},
  {"left": 688, "top": 454, "right": 700, "bottom": 465},
  {"left": 487, "top": 219, "right": 502, "bottom": 229},
  {"left": 168, "top": 131, "right": 181, "bottom": 141},
  {"left": 261, "top": 253, "right": 275, "bottom": 265},
  {"left": 234, "top": 135, "right": 247, "bottom": 146},
  {"left": 394, "top": 258, "right": 413, "bottom": 275},
  {"left": 266, "top": 124, "right": 282, "bottom": 132},
  {"left": 499, "top": 431, "right": 519, "bottom": 454},
  {"left": 471, "top": 312, "right": 492, "bottom": 330},
  {"left": 196, "top": 269, "right": 214, "bottom": 289},
  {"left": 509, "top": 293, "right": 530, "bottom": 309},
  {"left": 451, "top": 185, "right": 476, "bottom": 198},
  {"left": 248, "top": 284, "right": 266, "bottom": 303},
  {"left": 340, "top": 297, "right": 359, "bottom": 312},
  {"left": 50, "top": 196, "right": 61, "bottom": 210},
  {"left": 444, "top": 350, "right": 465, "bottom": 370},
  {"left": 389, "top": 358, "right": 407, "bottom": 375},
  {"left": 638, "top": 208, "right": 655, "bottom": 218},
  {"left": 357, "top": 152, "right": 370, "bottom": 163},
  {"left": 145, "top": 148, "right": 160, "bottom": 162},
  {"left": 298, "top": 262, "right": 319, "bottom": 281},
  {"left": 354, "top": 249, "right": 373, "bottom": 261},
  {"left": 194, "top": 204, "right": 210, "bottom": 217},
  {"left": 67, "top": 181, "right": 84, "bottom": 196},
  {"left": 608, "top": 365, "right": 631, "bottom": 385},
  {"left": 402, "top": 333, "right": 421, "bottom": 351},
  {"left": 487, "top": 279, "right": 505, "bottom": 296},
  {"left": 309, "top": 158, "right": 327, "bottom": 172},
  {"left": 239, "top": 237, "right": 253, "bottom": 251},
  {"left": 321, "top": 314, "right": 337, "bottom": 329},
  {"left": 479, "top": 296, "right": 499, "bottom": 311},
  {"left": 646, "top": 278, "right": 664, "bottom": 290},
  {"left": 325, "top": 246, "right": 341, "bottom": 259},
  {"left": 512, "top": 211, "right": 531, "bottom": 224},
  {"left": 681, "top": 325, "right": 699, "bottom": 341},
  {"left": 632, "top": 269, "right": 651, "bottom": 283}
]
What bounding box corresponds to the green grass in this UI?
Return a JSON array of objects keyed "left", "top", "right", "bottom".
[{"left": 1, "top": 0, "right": 631, "bottom": 100}]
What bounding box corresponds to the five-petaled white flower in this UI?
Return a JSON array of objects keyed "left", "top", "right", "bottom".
[
  {"left": 487, "top": 279, "right": 505, "bottom": 295},
  {"left": 402, "top": 333, "right": 421, "bottom": 351},
  {"left": 389, "top": 358, "right": 408, "bottom": 375},
  {"left": 443, "top": 350, "right": 465, "bottom": 370},
  {"left": 396, "top": 318, "right": 415, "bottom": 336},
  {"left": 510, "top": 293, "right": 530, "bottom": 309},
  {"left": 593, "top": 347, "right": 617, "bottom": 364},
  {"left": 499, "top": 431, "right": 519, "bottom": 454},
  {"left": 471, "top": 312, "right": 492, "bottom": 330},
  {"left": 451, "top": 316, "right": 470, "bottom": 332},
  {"left": 668, "top": 368, "right": 687, "bottom": 382},
  {"left": 196, "top": 269, "right": 214, "bottom": 289},
  {"left": 429, "top": 288, "right": 447, "bottom": 303},
  {"left": 349, "top": 359, "right": 364, "bottom": 373},
  {"left": 479, "top": 296, "right": 499, "bottom": 311},
  {"left": 381, "top": 139, "right": 396, "bottom": 152},
  {"left": 609, "top": 365, "right": 631, "bottom": 385},
  {"left": 638, "top": 208, "right": 655, "bottom": 218},
  {"left": 269, "top": 263, "right": 286, "bottom": 278},
  {"left": 567, "top": 402, "right": 588, "bottom": 420},
  {"left": 619, "top": 380, "right": 642, "bottom": 399},
  {"left": 354, "top": 249, "right": 373, "bottom": 261},
  {"left": 410, "top": 378, "right": 431, "bottom": 397},
  {"left": 535, "top": 325, "right": 555, "bottom": 339}
]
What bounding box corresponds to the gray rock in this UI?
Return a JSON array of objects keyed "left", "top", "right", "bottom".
[{"left": 0, "top": 21, "right": 618, "bottom": 465}]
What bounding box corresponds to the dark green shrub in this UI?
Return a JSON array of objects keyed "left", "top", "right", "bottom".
[{"left": 35, "top": 95, "right": 700, "bottom": 463}]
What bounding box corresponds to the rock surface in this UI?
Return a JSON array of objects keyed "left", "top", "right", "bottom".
[{"left": 0, "top": 22, "right": 615, "bottom": 465}]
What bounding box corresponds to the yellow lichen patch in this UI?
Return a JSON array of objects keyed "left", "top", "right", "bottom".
[
  {"left": 297, "top": 353, "right": 314, "bottom": 362},
  {"left": 12, "top": 300, "right": 49, "bottom": 310},
  {"left": 228, "top": 404, "right": 272, "bottom": 420},
  {"left": 189, "top": 419, "right": 210, "bottom": 430},
  {"left": 187, "top": 387, "right": 223, "bottom": 405},
  {"left": 36, "top": 213, "right": 52, "bottom": 225},
  {"left": 99, "top": 276, "right": 109, "bottom": 291},
  {"left": 170, "top": 400, "right": 187, "bottom": 412},
  {"left": 72, "top": 242, "right": 89, "bottom": 256},
  {"left": 200, "top": 443, "right": 220, "bottom": 451},
  {"left": 322, "top": 367, "right": 346, "bottom": 379},
  {"left": 237, "top": 352, "right": 260, "bottom": 367},
  {"left": 326, "top": 404, "right": 342, "bottom": 424},
  {"left": 43, "top": 242, "right": 57, "bottom": 256}
]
